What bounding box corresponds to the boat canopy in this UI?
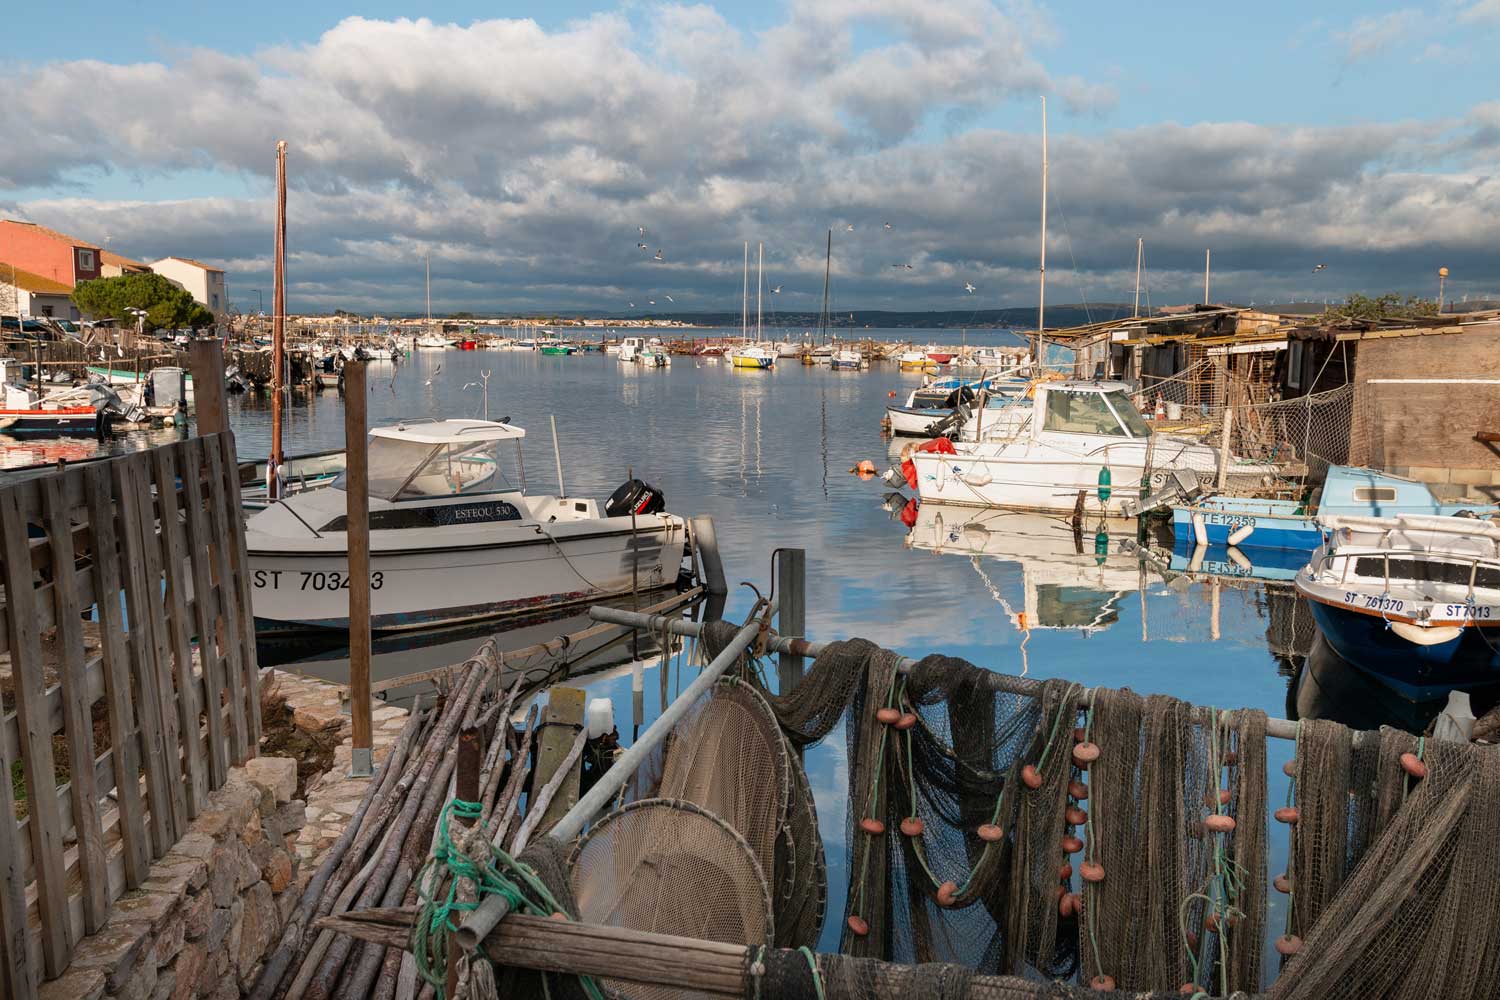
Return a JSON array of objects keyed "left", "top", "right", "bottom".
[
  {"left": 371, "top": 419, "right": 524, "bottom": 444},
  {"left": 338, "top": 419, "right": 524, "bottom": 501}
]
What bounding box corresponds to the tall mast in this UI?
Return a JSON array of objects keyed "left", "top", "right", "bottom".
[
  {"left": 1036, "top": 96, "right": 1048, "bottom": 366},
  {"left": 742, "top": 242, "right": 748, "bottom": 337},
  {"left": 426, "top": 253, "right": 432, "bottom": 326},
  {"left": 756, "top": 242, "right": 763, "bottom": 340},
  {"left": 1203, "top": 249, "right": 1211, "bottom": 305},
  {"left": 269, "top": 139, "right": 287, "bottom": 500},
  {"left": 819, "top": 229, "right": 832, "bottom": 346},
  {"left": 1133, "top": 237, "right": 1143, "bottom": 318}
]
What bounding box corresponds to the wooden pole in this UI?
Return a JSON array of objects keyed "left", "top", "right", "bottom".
[
  {"left": 270, "top": 139, "right": 288, "bottom": 500},
  {"left": 188, "top": 338, "right": 229, "bottom": 437},
  {"left": 344, "top": 360, "right": 373, "bottom": 777},
  {"left": 1216, "top": 378, "right": 1234, "bottom": 493},
  {"left": 776, "top": 549, "right": 806, "bottom": 695}
]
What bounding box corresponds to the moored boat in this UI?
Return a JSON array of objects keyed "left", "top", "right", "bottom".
[
  {"left": 245, "top": 419, "right": 690, "bottom": 632},
  {"left": 729, "top": 344, "right": 776, "bottom": 369}
]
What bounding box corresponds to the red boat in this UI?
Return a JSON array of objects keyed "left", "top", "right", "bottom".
[
  {"left": 925, "top": 352, "right": 955, "bottom": 364},
  {"left": 460, "top": 340, "right": 478, "bottom": 350}
]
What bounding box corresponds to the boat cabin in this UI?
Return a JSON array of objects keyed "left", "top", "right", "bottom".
[{"left": 1032, "top": 381, "right": 1152, "bottom": 442}]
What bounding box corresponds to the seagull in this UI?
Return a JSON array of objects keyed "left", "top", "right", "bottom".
[
  {"left": 883, "top": 222, "right": 893, "bottom": 230},
  {"left": 639, "top": 226, "right": 647, "bottom": 236},
  {"left": 654, "top": 250, "right": 664, "bottom": 261},
  {"left": 1312, "top": 264, "right": 1327, "bottom": 273},
  {"left": 964, "top": 282, "right": 976, "bottom": 294},
  {"left": 424, "top": 364, "right": 443, "bottom": 386},
  {"left": 665, "top": 295, "right": 674, "bottom": 302},
  {"left": 648, "top": 300, "right": 656, "bottom": 305},
  {"left": 637, "top": 242, "right": 649, "bottom": 250},
  {"left": 462, "top": 382, "right": 478, "bottom": 390},
  {"left": 891, "top": 263, "right": 912, "bottom": 269},
  {"left": 772, "top": 285, "right": 782, "bottom": 293},
  {"left": 628, "top": 302, "right": 635, "bottom": 308},
  {"left": 845, "top": 224, "right": 854, "bottom": 232}
]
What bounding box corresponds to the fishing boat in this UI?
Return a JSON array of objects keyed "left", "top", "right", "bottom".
[
  {"left": 1296, "top": 514, "right": 1500, "bottom": 700},
  {"left": 540, "top": 343, "right": 575, "bottom": 356},
  {"left": 618, "top": 337, "right": 642, "bottom": 363},
  {"left": 415, "top": 333, "right": 450, "bottom": 349},
  {"left": 898, "top": 350, "right": 938, "bottom": 372},
  {"left": 86, "top": 364, "right": 196, "bottom": 400},
  {"left": 638, "top": 342, "right": 671, "bottom": 367},
  {"left": 245, "top": 418, "right": 690, "bottom": 632},
  {"left": 907, "top": 380, "right": 1275, "bottom": 515},
  {"left": 729, "top": 345, "right": 776, "bottom": 369},
  {"left": 924, "top": 347, "right": 955, "bottom": 364},
  {"left": 775, "top": 341, "right": 806, "bottom": 359},
  {"left": 831, "top": 349, "right": 864, "bottom": 370},
  {"left": 884, "top": 373, "right": 1027, "bottom": 436},
  {"left": 1172, "top": 466, "right": 1498, "bottom": 554}
]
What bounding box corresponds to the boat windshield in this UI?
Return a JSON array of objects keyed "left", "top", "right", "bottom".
[
  {"left": 337, "top": 437, "right": 508, "bottom": 500},
  {"left": 1043, "top": 390, "right": 1130, "bottom": 436},
  {"left": 1104, "top": 390, "right": 1152, "bottom": 438}
]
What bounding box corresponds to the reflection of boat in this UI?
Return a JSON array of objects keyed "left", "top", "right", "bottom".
[
  {"left": 1172, "top": 465, "right": 1496, "bottom": 553},
  {"left": 1296, "top": 514, "right": 1500, "bottom": 701},
  {"left": 911, "top": 380, "right": 1275, "bottom": 514},
  {"left": 246, "top": 419, "right": 690, "bottom": 632},
  {"left": 903, "top": 502, "right": 1141, "bottom": 634},
  {"left": 1289, "top": 631, "right": 1460, "bottom": 734}
]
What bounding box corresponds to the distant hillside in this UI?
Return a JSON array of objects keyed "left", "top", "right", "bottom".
[{"left": 635, "top": 303, "right": 1136, "bottom": 329}]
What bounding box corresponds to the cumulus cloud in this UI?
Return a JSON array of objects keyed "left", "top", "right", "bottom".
[
  {"left": 1, "top": 4, "right": 1498, "bottom": 313},
  {"left": 1337, "top": 8, "right": 1424, "bottom": 63}
]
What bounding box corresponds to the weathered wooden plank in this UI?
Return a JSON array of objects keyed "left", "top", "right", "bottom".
[
  {"left": 153, "top": 444, "right": 208, "bottom": 815},
  {"left": 534, "top": 686, "right": 587, "bottom": 837},
  {"left": 0, "top": 490, "right": 73, "bottom": 975},
  {"left": 106, "top": 458, "right": 176, "bottom": 861},
  {"left": 122, "top": 453, "right": 189, "bottom": 840},
  {"left": 81, "top": 462, "right": 151, "bottom": 888},
  {"left": 179, "top": 443, "right": 229, "bottom": 787},
  {"left": 0, "top": 619, "right": 34, "bottom": 999},
  {"left": 40, "top": 472, "right": 110, "bottom": 936},
  {"left": 203, "top": 439, "right": 251, "bottom": 762},
  {"left": 214, "top": 433, "right": 262, "bottom": 747}
]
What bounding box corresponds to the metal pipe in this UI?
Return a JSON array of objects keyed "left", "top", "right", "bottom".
[{"left": 455, "top": 605, "right": 774, "bottom": 952}]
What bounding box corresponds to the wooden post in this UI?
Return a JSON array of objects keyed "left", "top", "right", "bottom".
[
  {"left": 534, "top": 686, "right": 586, "bottom": 834},
  {"left": 1216, "top": 382, "right": 1234, "bottom": 493},
  {"left": 776, "top": 549, "right": 806, "bottom": 695},
  {"left": 188, "top": 338, "right": 229, "bottom": 437},
  {"left": 344, "top": 360, "right": 373, "bottom": 777}
]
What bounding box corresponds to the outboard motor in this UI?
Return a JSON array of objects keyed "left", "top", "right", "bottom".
[{"left": 604, "top": 478, "right": 666, "bottom": 517}]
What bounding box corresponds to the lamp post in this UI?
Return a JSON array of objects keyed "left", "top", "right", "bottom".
[
  {"left": 1438, "top": 267, "right": 1449, "bottom": 314},
  {"left": 124, "top": 307, "right": 147, "bottom": 350}
]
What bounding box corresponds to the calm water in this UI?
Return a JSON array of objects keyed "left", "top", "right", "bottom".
[{"left": 14, "top": 329, "right": 1381, "bottom": 965}]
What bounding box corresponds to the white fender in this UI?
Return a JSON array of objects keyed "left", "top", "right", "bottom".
[
  {"left": 1227, "top": 523, "right": 1254, "bottom": 547},
  {"left": 1191, "top": 512, "right": 1208, "bottom": 547}
]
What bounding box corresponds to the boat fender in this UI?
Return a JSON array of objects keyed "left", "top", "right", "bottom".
[
  {"left": 586, "top": 698, "right": 615, "bottom": 739},
  {"left": 1097, "top": 465, "right": 1112, "bottom": 503},
  {"left": 1191, "top": 511, "right": 1208, "bottom": 547},
  {"left": 1226, "top": 546, "right": 1252, "bottom": 571},
  {"left": 1094, "top": 528, "right": 1109, "bottom": 562},
  {"left": 1226, "top": 522, "right": 1254, "bottom": 546},
  {"left": 961, "top": 471, "right": 993, "bottom": 487}
]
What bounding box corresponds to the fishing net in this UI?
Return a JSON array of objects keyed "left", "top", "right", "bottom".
[{"left": 569, "top": 798, "right": 773, "bottom": 999}]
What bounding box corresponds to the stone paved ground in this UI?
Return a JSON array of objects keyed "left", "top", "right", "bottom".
[{"left": 269, "top": 672, "right": 411, "bottom": 875}]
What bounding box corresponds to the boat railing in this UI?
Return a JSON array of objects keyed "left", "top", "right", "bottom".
[{"left": 1318, "top": 545, "right": 1500, "bottom": 603}]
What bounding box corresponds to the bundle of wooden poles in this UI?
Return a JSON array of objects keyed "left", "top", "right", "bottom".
[{"left": 249, "top": 642, "right": 585, "bottom": 1000}]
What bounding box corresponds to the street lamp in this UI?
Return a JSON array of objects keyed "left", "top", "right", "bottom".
[
  {"left": 124, "top": 307, "right": 148, "bottom": 350},
  {"left": 1438, "top": 267, "right": 1449, "bottom": 314}
]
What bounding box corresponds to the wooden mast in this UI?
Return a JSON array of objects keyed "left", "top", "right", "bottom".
[{"left": 269, "top": 139, "right": 287, "bottom": 500}]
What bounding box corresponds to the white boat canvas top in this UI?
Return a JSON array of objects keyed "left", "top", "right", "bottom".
[{"left": 371, "top": 418, "right": 525, "bottom": 444}]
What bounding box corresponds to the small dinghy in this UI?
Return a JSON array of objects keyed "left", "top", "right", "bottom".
[{"left": 246, "top": 418, "right": 689, "bottom": 633}]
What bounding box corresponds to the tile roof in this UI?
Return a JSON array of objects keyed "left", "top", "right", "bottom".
[
  {"left": 1, "top": 219, "right": 101, "bottom": 251},
  {"left": 101, "top": 249, "right": 149, "bottom": 269},
  {"left": 0, "top": 262, "right": 75, "bottom": 295}
]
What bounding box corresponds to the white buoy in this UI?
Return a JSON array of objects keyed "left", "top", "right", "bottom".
[
  {"left": 1227, "top": 522, "right": 1254, "bottom": 547},
  {"left": 1192, "top": 512, "right": 1208, "bottom": 547},
  {"left": 586, "top": 698, "right": 615, "bottom": 739}
]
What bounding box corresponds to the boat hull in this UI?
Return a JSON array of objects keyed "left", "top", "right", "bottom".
[
  {"left": 248, "top": 517, "right": 687, "bottom": 633},
  {"left": 0, "top": 408, "right": 100, "bottom": 436},
  {"left": 1304, "top": 596, "right": 1500, "bottom": 701},
  {"left": 87, "top": 366, "right": 196, "bottom": 400},
  {"left": 730, "top": 355, "right": 773, "bottom": 369},
  {"left": 1171, "top": 499, "right": 1319, "bottom": 551},
  {"left": 913, "top": 451, "right": 1144, "bottom": 514},
  {"left": 886, "top": 405, "right": 950, "bottom": 436}
]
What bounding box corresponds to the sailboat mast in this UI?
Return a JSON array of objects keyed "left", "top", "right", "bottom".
[
  {"left": 1036, "top": 96, "right": 1047, "bottom": 366},
  {"left": 425, "top": 253, "right": 431, "bottom": 326},
  {"left": 820, "top": 229, "right": 832, "bottom": 346},
  {"left": 269, "top": 139, "right": 287, "bottom": 500},
  {"left": 756, "top": 242, "right": 763, "bottom": 340},
  {"left": 1133, "top": 237, "right": 1143, "bottom": 318},
  {"left": 742, "top": 242, "right": 748, "bottom": 338}
]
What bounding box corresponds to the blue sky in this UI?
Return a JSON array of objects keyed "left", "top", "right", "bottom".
[{"left": 5, "top": 1, "right": 1500, "bottom": 313}]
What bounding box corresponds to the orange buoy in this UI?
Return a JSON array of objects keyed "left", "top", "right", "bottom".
[
  {"left": 1065, "top": 805, "right": 1088, "bottom": 826},
  {"left": 1090, "top": 974, "right": 1116, "bottom": 991},
  {"left": 1073, "top": 742, "right": 1101, "bottom": 767},
  {"left": 976, "top": 823, "right": 1004, "bottom": 842},
  {"left": 1059, "top": 892, "right": 1080, "bottom": 917},
  {"left": 1274, "top": 873, "right": 1291, "bottom": 893},
  {"left": 1185, "top": 930, "right": 1199, "bottom": 950},
  {"left": 1205, "top": 789, "right": 1230, "bottom": 806},
  {"left": 1205, "top": 910, "right": 1240, "bottom": 934},
  {"left": 1274, "top": 806, "right": 1300, "bottom": 824},
  {"left": 1275, "top": 934, "right": 1303, "bottom": 956},
  {"left": 847, "top": 915, "right": 870, "bottom": 937},
  {"left": 887, "top": 391, "right": 897, "bottom": 398},
  {"left": 550, "top": 911, "right": 570, "bottom": 921},
  {"left": 1080, "top": 860, "right": 1105, "bottom": 883},
  {"left": 1282, "top": 759, "right": 1296, "bottom": 777},
  {"left": 1058, "top": 862, "right": 1073, "bottom": 880},
  {"left": 900, "top": 816, "right": 924, "bottom": 837},
  {"left": 1021, "top": 764, "right": 1043, "bottom": 789},
  {"left": 1061, "top": 834, "right": 1084, "bottom": 853},
  {"left": 860, "top": 817, "right": 886, "bottom": 835},
  {"left": 1400, "top": 752, "right": 1427, "bottom": 779},
  {"left": 875, "top": 707, "right": 901, "bottom": 725},
  {"left": 1179, "top": 985, "right": 1198, "bottom": 996},
  {"left": 1204, "top": 814, "right": 1236, "bottom": 834},
  {"left": 894, "top": 712, "right": 918, "bottom": 730},
  {"left": 936, "top": 881, "right": 959, "bottom": 907},
  {"left": 1068, "top": 779, "right": 1089, "bottom": 800}
]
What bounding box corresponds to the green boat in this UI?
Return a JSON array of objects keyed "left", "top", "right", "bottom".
[{"left": 540, "top": 345, "right": 575, "bottom": 355}]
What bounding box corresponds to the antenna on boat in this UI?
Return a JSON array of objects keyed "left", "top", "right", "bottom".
[
  {"left": 819, "top": 230, "right": 832, "bottom": 347},
  {"left": 480, "top": 369, "right": 491, "bottom": 420},
  {"left": 550, "top": 415, "right": 566, "bottom": 498}
]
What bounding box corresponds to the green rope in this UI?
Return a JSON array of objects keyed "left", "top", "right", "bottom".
[
  {"left": 797, "top": 946, "right": 827, "bottom": 1000},
  {"left": 412, "top": 798, "right": 606, "bottom": 1000}
]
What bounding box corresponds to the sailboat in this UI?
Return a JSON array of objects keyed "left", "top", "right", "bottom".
[
  {"left": 730, "top": 242, "right": 775, "bottom": 369},
  {"left": 415, "top": 254, "right": 452, "bottom": 348}
]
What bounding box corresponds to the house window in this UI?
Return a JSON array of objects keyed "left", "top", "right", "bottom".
[
  {"left": 39, "top": 305, "right": 53, "bottom": 317},
  {"left": 77, "top": 249, "right": 95, "bottom": 271},
  {"left": 212, "top": 294, "right": 220, "bottom": 309}
]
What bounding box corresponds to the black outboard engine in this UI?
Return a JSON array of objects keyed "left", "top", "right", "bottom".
[
  {"left": 942, "top": 385, "right": 977, "bottom": 408},
  {"left": 605, "top": 478, "right": 666, "bottom": 517}
]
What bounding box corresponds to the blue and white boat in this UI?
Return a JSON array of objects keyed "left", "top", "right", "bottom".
[
  {"left": 886, "top": 373, "right": 1029, "bottom": 436},
  {"left": 1295, "top": 513, "right": 1500, "bottom": 701},
  {"left": 1172, "top": 466, "right": 1497, "bottom": 553}
]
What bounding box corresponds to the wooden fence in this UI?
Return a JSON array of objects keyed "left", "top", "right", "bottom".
[{"left": 0, "top": 432, "right": 260, "bottom": 997}]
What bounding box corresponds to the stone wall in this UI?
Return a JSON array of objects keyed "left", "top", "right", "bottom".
[{"left": 39, "top": 756, "right": 304, "bottom": 1000}]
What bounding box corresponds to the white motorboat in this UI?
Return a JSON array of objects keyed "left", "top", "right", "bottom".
[
  {"left": 639, "top": 341, "right": 671, "bottom": 367},
  {"left": 415, "top": 333, "right": 451, "bottom": 349},
  {"left": 775, "top": 340, "right": 807, "bottom": 358},
  {"left": 1295, "top": 514, "right": 1500, "bottom": 701},
  {"left": 831, "top": 349, "right": 864, "bottom": 370},
  {"left": 246, "top": 419, "right": 689, "bottom": 632},
  {"left": 908, "top": 380, "right": 1273, "bottom": 514},
  {"left": 618, "top": 337, "right": 642, "bottom": 362}
]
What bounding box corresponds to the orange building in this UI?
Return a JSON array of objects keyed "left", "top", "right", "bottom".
[{"left": 0, "top": 220, "right": 150, "bottom": 287}]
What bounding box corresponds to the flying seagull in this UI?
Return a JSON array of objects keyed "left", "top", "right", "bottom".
[
  {"left": 654, "top": 250, "right": 664, "bottom": 260},
  {"left": 964, "top": 282, "right": 976, "bottom": 294},
  {"left": 424, "top": 364, "right": 443, "bottom": 386},
  {"left": 639, "top": 225, "right": 647, "bottom": 236},
  {"left": 883, "top": 222, "right": 893, "bottom": 230},
  {"left": 637, "top": 242, "right": 649, "bottom": 250},
  {"left": 891, "top": 263, "right": 912, "bottom": 269},
  {"left": 845, "top": 224, "right": 854, "bottom": 232},
  {"left": 1311, "top": 264, "right": 1327, "bottom": 273},
  {"left": 665, "top": 295, "right": 675, "bottom": 302},
  {"left": 648, "top": 300, "right": 656, "bottom": 305},
  {"left": 772, "top": 285, "right": 782, "bottom": 293},
  {"left": 628, "top": 302, "right": 635, "bottom": 308}
]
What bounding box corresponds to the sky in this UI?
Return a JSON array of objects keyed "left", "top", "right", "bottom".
[{"left": 5, "top": 0, "right": 1500, "bottom": 316}]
